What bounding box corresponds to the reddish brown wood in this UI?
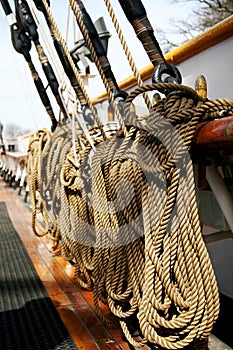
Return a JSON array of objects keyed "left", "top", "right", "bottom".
[
  {"left": 193, "top": 116, "right": 233, "bottom": 150},
  {"left": 69, "top": 291, "right": 122, "bottom": 350},
  {"left": 0, "top": 179, "right": 136, "bottom": 349},
  {"left": 57, "top": 306, "right": 100, "bottom": 350}
]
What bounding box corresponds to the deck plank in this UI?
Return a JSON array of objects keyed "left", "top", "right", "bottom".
[
  {"left": 57, "top": 306, "right": 101, "bottom": 350},
  {"left": 0, "top": 180, "right": 132, "bottom": 349},
  {"left": 69, "top": 291, "right": 122, "bottom": 350}
]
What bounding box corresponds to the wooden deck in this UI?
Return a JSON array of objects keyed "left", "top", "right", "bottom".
[{"left": 0, "top": 178, "right": 134, "bottom": 350}]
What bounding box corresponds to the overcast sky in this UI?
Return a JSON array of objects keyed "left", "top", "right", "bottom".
[{"left": 0, "top": 0, "right": 194, "bottom": 134}]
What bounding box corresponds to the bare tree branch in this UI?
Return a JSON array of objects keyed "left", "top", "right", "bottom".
[{"left": 160, "top": 0, "right": 233, "bottom": 52}]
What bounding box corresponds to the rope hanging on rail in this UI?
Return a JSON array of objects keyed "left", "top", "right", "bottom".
[
  {"left": 27, "top": 129, "right": 60, "bottom": 249},
  {"left": 48, "top": 82, "right": 232, "bottom": 349},
  {"left": 21, "top": 1, "right": 232, "bottom": 348}
]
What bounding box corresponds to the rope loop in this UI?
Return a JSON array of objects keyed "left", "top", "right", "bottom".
[
  {"left": 27, "top": 129, "right": 60, "bottom": 249},
  {"left": 26, "top": 80, "right": 233, "bottom": 348},
  {"left": 53, "top": 83, "right": 223, "bottom": 348}
]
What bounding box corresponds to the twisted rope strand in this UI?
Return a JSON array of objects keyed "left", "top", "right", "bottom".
[{"left": 26, "top": 82, "right": 229, "bottom": 349}]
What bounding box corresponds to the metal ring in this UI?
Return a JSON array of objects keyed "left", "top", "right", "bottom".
[
  {"left": 82, "top": 105, "right": 96, "bottom": 126},
  {"left": 152, "top": 63, "right": 182, "bottom": 84},
  {"left": 112, "top": 88, "right": 128, "bottom": 100}
]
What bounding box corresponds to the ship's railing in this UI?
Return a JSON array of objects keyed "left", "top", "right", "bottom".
[
  {"left": 0, "top": 131, "right": 37, "bottom": 200},
  {"left": 0, "top": 152, "right": 29, "bottom": 202},
  {"left": 92, "top": 15, "right": 233, "bottom": 124},
  {"left": 92, "top": 15, "right": 233, "bottom": 104}
]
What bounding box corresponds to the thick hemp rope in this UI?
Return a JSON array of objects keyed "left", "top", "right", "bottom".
[
  {"left": 27, "top": 129, "right": 60, "bottom": 249},
  {"left": 53, "top": 82, "right": 230, "bottom": 348},
  {"left": 22, "top": 3, "right": 228, "bottom": 348},
  {"left": 26, "top": 83, "right": 233, "bottom": 348},
  {"left": 37, "top": 121, "right": 118, "bottom": 259}
]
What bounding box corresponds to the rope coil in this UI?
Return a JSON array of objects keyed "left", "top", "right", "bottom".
[
  {"left": 27, "top": 129, "right": 60, "bottom": 249},
  {"left": 22, "top": 1, "right": 233, "bottom": 348},
  {"left": 32, "top": 82, "right": 229, "bottom": 348}
]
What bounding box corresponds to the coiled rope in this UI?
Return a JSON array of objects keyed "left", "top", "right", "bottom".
[
  {"left": 27, "top": 129, "right": 60, "bottom": 249},
  {"left": 24, "top": 2, "right": 232, "bottom": 348},
  {"left": 51, "top": 82, "right": 231, "bottom": 348}
]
